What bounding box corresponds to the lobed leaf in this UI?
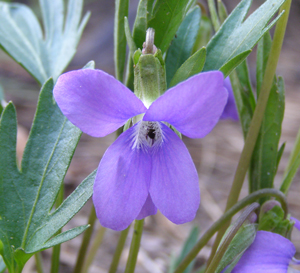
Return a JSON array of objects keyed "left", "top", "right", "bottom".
[
  {"left": 0, "top": 79, "right": 92, "bottom": 271},
  {"left": 0, "top": 0, "right": 89, "bottom": 85}
]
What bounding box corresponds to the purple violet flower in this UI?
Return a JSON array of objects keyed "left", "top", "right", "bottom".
[
  {"left": 220, "top": 77, "right": 239, "bottom": 121},
  {"left": 230, "top": 218, "right": 300, "bottom": 273},
  {"left": 53, "top": 69, "right": 228, "bottom": 230}
]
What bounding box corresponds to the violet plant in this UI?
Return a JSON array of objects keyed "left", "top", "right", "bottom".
[{"left": 0, "top": 0, "right": 297, "bottom": 272}]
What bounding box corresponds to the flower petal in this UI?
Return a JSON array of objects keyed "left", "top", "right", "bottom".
[
  {"left": 149, "top": 123, "right": 200, "bottom": 224},
  {"left": 220, "top": 77, "right": 239, "bottom": 121},
  {"left": 231, "top": 231, "right": 295, "bottom": 273},
  {"left": 93, "top": 124, "right": 151, "bottom": 231},
  {"left": 136, "top": 194, "right": 157, "bottom": 220},
  {"left": 54, "top": 69, "right": 147, "bottom": 137},
  {"left": 143, "top": 71, "right": 228, "bottom": 138}
]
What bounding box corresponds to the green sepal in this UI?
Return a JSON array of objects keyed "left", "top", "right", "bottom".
[
  {"left": 169, "top": 47, "right": 206, "bottom": 88},
  {"left": 216, "top": 224, "right": 256, "bottom": 273},
  {"left": 134, "top": 53, "right": 167, "bottom": 107},
  {"left": 83, "top": 60, "right": 95, "bottom": 70},
  {"left": 258, "top": 206, "right": 293, "bottom": 238},
  {"left": 133, "top": 49, "right": 142, "bottom": 65}
]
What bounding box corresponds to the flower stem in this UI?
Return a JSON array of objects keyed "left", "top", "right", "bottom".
[
  {"left": 50, "top": 185, "right": 64, "bottom": 273},
  {"left": 108, "top": 226, "right": 131, "bottom": 273},
  {"left": 73, "top": 205, "right": 97, "bottom": 273},
  {"left": 34, "top": 253, "right": 44, "bottom": 273},
  {"left": 124, "top": 219, "right": 144, "bottom": 273},
  {"left": 173, "top": 189, "right": 287, "bottom": 273},
  {"left": 82, "top": 226, "right": 106, "bottom": 272},
  {"left": 207, "top": 0, "right": 291, "bottom": 266}
]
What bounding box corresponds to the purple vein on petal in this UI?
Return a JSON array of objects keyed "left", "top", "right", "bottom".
[
  {"left": 54, "top": 69, "right": 147, "bottom": 137},
  {"left": 143, "top": 71, "right": 228, "bottom": 138}
]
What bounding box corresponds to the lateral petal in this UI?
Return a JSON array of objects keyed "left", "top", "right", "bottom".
[
  {"left": 54, "top": 69, "right": 147, "bottom": 137},
  {"left": 231, "top": 231, "right": 295, "bottom": 273},
  {"left": 143, "top": 71, "right": 228, "bottom": 138},
  {"left": 136, "top": 194, "right": 157, "bottom": 220},
  {"left": 93, "top": 124, "right": 151, "bottom": 231},
  {"left": 149, "top": 123, "right": 200, "bottom": 224}
]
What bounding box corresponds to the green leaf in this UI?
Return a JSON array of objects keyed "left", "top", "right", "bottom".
[
  {"left": 0, "top": 79, "right": 91, "bottom": 272},
  {"left": 249, "top": 31, "right": 285, "bottom": 194},
  {"left": 219, "top": 50, "right": 251, "bottom": 78},
  {"left": 148, "top": 0, "right": 191, "bottom": 53},
  {"left": 168, "top": 227, "right": 199, "bottom": 273},
  {"left": 216, "top": 224, "right": 256, "bottom": 273},
  {"left": 114, "top": 0, "right": 129, "bottom": 82},
  {"left": 217, "top": 0, "right": 228, "bottom": 24},
  {"left": 208, "top": 0, "right": 220, "bottom": 31},
  {"left": 192, "top": 15, "right": 212, "bottom": 53},
  {"left": 0, "top": 84, "right": 4, "bottom": 115},
  {"left": 229, "top": 59, "right": 256, "bottom": 138},
  {"left": 203, "top": 0, "right": 285, "bottom": 72},
  {"left": 166, "top": 6, "right": 201, "bottom": 86},
  {"left": 132, "top": 0, "right": 148, "bottom": 49},
  {"left": 0, "top": 0, "right": 89, "bottom": 85},
  {"left": 124, "top": 17, "right": 137, "bottom": 61},
  {"left": 169, "top": 47, "right": 206, "bottom": 88}
]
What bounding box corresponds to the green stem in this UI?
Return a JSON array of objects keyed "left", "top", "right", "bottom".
[
  {"left": 73, "top": 206, "right": 97, "bottom": 273},
  {"left": 109, "top": 226, "right": 131, "bottom": 273},
  {"left": 34, "top": 253, "right": 44, "bottom": 273},
  {"left": 82, "top": 226, "right": 106, "bottom": 272},
  {"left": 50, "top": 185, "right": 64, "bottom": 273},
  {"left": 173, "top": 189, "right": 287, "bottom": 273},
  {"left": 208, "top": 0, "right": 220, "bottom": 31},
  {"left": 124, "top": 220, "right": 144, "bottom": 273},
  {"left": 205, "top": 203, "right": 259, "bottom": 273},
  {"left": 207, "top": 0, "right": 291, "bottom": 265}
]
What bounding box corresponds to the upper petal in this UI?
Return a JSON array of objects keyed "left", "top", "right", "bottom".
[
  {"left": 93, "top": 123, "right": 151, "bottom": 231},
  {"left": 54, "top": 69, "right": 147, "bottom": 137},
  {"left": 143, "top": 71, "right": 228, "bottom": 138},
  {"left": 291, "top": 217, "right": 300, "bottom": 231},
  {"left": 220, "top": 77, "right": 239, "bottom": 121},
  {"left": 149, "top": 123, "right": 200, "bottom": 224},
  {"left": 231, "top": 231, "right": 295, "bottom": 273}
]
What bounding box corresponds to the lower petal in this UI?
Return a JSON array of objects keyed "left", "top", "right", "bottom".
[
  {"left": 93, "top": 124, "right": 151, "bottom": 231},
  {"left": 231, "top": 231, "right": 295, "bottom": 273},
  {"left": 149, "top": 123, "right": 200, "bottom": 224},
  {"left": 136, "top": 194, "right": 157, "bottom": 220}
]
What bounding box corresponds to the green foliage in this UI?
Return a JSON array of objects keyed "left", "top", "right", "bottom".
[
  {"left": 0, "top": 79, "right": 94, "bottom": 272},
  {"left": 168, "top": 227, "right": 199, "bottom": 273},
  {"left": 166, "top": 6, "right": 201, "bottom": 86},
  {"left": 169, "top": 47, "right": 206, "bottom": 88},
  {"left": 0, "top": 0, "right": 89, "bottom": 85},
  {"left": 249, "top": 33, "right": 285, "bottom": 194},
  {"left": 216, "top": 224, "right": 256, "bottom": 273},
  {"left": 0, "top": 84, "right": 4, "bottom": 115},
  {"left": 192, "top": 15, "right": 212, "bottom": 52},
  {"left": 148, "top": 0, "right": 191, "bottom": 54},
  {"left": 203, "top": 0, "right": 285, "bottom": 72},
  {"left": 258, "top": 206, "right": 293, "bottom": 237},
  {"left": 114, "top": 0, "right": 129, "bottom": 81}
]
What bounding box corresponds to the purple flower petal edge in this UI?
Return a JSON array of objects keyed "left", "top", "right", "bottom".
[
  {"left": 54, "top": 69, "right": 147, "bottom": 137},
  {"left": 143, "top": 71, "right": 228, "bottom": 138}
]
